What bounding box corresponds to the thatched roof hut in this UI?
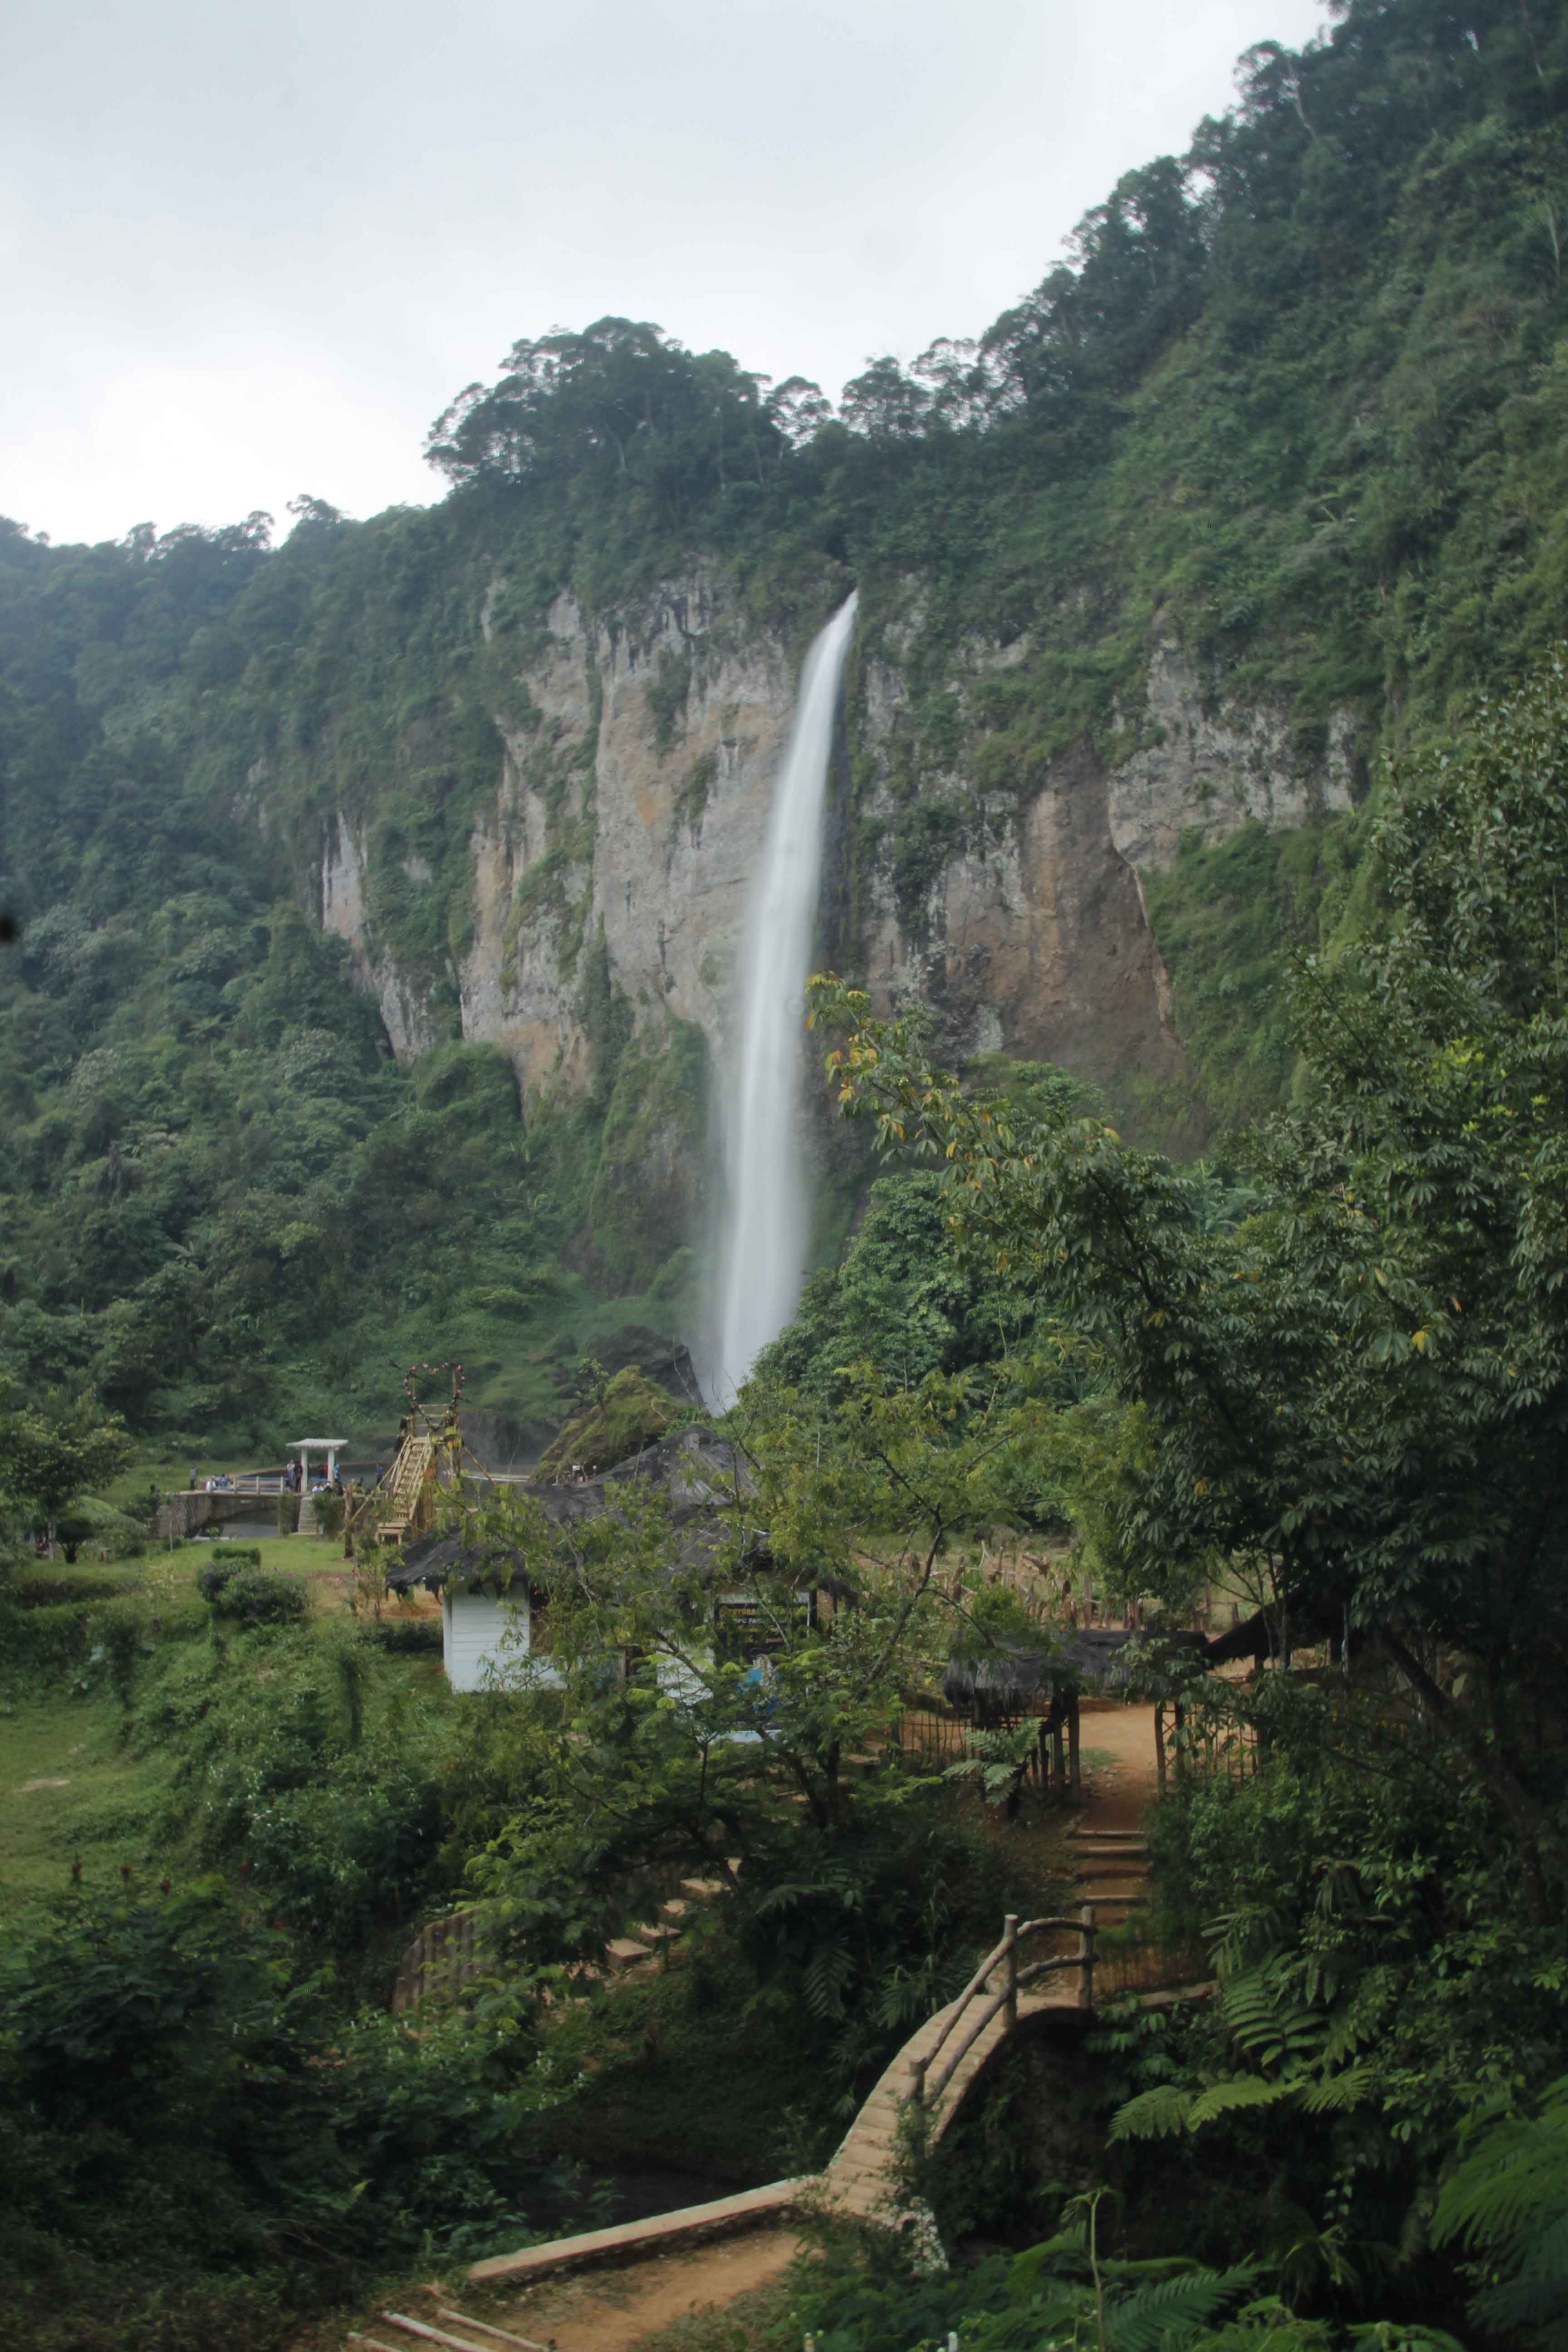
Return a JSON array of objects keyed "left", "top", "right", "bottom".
[
  {"left": 942, "top": 1627, "right": 1212, "bottom": 1720},
  {"left": 1202, "top": 1601, "right": 1343, "bottom": 1666},
  {"left": 531, "top": 1424, "right": 754, "bottom": 1529}
]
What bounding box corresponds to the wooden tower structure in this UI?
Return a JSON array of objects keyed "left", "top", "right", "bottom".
[{"left": 346, "top": 1363, "right": 477, "bottom": 1552}]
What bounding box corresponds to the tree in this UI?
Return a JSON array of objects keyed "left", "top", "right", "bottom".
[
  {"left": 0, "top": 1389, "right": 129, "bottom": 1556},
  {"left": 451, "top": 1370, "right": 1036, "bottom": 1988},
  {"left": 806, "top": 649, "right": 1568, "bottom": 1914}
]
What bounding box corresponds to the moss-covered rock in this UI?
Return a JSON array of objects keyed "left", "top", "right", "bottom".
[
  {"left": 534, "top": 1367, "right": 676, "bottom": 1480},
  {"left": 586, "top": 1019, "right": 709, "bottom": 1288}
]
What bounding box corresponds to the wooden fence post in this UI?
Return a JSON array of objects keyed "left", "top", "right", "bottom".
[
  {"left": 907, "top": 2053, "right": 927, "bottom": 2110},
  {"left": 1068, "top": 1693, "right": 1082, "bottom": 1800},
  {"left": 1154, "top": 1700, "right": 1166, "bottom": 1796},
  {"left": 1052, "top": 1716, "right": 1066, "bottom": 1796},
  {"left": 1003, "top": 1913, "right": 1019, "bottom": 2029},
  {"left": 1078, "top": 1903, "right": 1095, "bottom": 2010}
]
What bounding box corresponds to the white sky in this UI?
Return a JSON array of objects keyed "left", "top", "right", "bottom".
[{"left": 3, "top": 0, "right": 1329, "bottom": 549}]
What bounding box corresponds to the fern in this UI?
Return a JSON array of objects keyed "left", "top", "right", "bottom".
[
  {"left": 801, "top": 1937, "right": 857, "bottom": 2019},
  {"left": 1221, "top": 1960, "right": 1326, "bottom": 2072},
  {"left": 1187, "top": 2075, "right": 1296, "bottom": 2128},
  {"left": 1105, "top": 2260, "right": 1259, "bottom": 2351},
  {"left": 1431, "top": 2074, "right": 1568, "bottom": 2338},
  {"left": 1206, "top": 1905, "right": 1288, "bottom": 1977},
  {"left": 1110, "top": 2083, "right": 1199, "bottom": 2140},
  {"left": 1298, "top": 2067, "right": 1372, "bottom": 2114},
  {"left": 1469, "top": 2215, "right": 1568, "bottom": 2332}
]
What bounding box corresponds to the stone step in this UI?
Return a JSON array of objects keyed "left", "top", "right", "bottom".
[
  {"left": 631, "top": 1919, "right": 678, "bottom": 1948},
  {"left": 604, "top": 1937, "right": 656, "bottom": 1974},
  {"left": 657, "top": 1896, "right": 692, "bottom": 1925},
  {"left": 680, "top": 1877, "right": 726, "bottom": 1899}
]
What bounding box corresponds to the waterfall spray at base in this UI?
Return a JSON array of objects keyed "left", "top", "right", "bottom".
[{"left": 706, "top": 592, "right": 858, "bottom": 1407}]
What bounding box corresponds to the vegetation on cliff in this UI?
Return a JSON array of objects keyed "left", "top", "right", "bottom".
[
  {"left": 784, "top": 643, "right": 1568, "bottom": 2342},
  {"left": 2, "top": 649, "right": 1568, "bottom": 2345},
  {"left": 5, "top": 0, "right": 1568, "bottom": 1442}
]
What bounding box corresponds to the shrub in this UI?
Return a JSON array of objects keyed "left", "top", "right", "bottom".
[
  {"left": 143, "top": 1624, "right": 454, "bottom": 1953},
  {"left": 309, "top": 1490, "right": 344, "bottom": 1539},
  {"left": 366, "top": 1614, "right": 443, "bottom": 1655},
  {"left": 0, "top": 1884, "right": 572, "bottom": 2342},
  {"left": 276, "top": 1493, "right": 299, "bottom": 1535},
  {"left": 208, "top": 1566, "right": 308, "bottom": 1625},
  {"left": 0, "top": 1598, "right": 96, "bottom": 1678},
  {"left": 4, "top": 1576, "right": 121, "bottom": 1607},
  {"left": 96, "top": 1602, "right": 144, "bottom": 1705},
  {"left": 196, "top": 1547, "right": 262, "bottom": 1603}
]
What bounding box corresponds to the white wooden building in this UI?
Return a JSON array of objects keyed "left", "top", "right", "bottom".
[
  {"left": 385, "top": 1531, "right": 563, "bottom": 1694},
  {"left": 441, "top": 1584, "right": 564, "bottom": 1694}
]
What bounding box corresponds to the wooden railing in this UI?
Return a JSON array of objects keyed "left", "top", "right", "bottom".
[
  {"left": 906, "top": 1905, "right": 1098, "bottom": 2112},
  {"left": 164, "top": 1471, "right": 287, "bottom": 1497},
  {"left": 1155, "top": 1696, "right": 1259, "bottom": 1793},
  {"left": 347, "top": 1434, "right": 435, "bottom": 1545},
  {"left": 890, "top": 1704, "right": 1083, "bottom": 1800}
]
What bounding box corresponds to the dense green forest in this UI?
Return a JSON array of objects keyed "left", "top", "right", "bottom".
[
  {"left": 3, "top": 0, "right": 1568, "bottom": 2345},
  {"left": 4, "top": 626, "right": 1567, "bottom": 2352},
  {"left": 4, "top": 0, "right": 1568, "bottom": 1450}
]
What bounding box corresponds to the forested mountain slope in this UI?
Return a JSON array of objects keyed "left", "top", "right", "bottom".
[{"left": 2, "top": 0, "right": 1566, "bottom": 1451}]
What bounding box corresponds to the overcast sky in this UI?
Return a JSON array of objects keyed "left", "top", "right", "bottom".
[{"left": 5, "top": 0, "right": 1329, "bottom": 550}]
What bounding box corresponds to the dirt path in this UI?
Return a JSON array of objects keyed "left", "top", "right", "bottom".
[
  {"left": 372, "top": 1709, "right": 1166, "bottom": 2352},
  {"left": 480, "top": 2226, "right": 800, "bottom": 2351},
  {"left": 1077, "top": 1702, "right": 1159, "bottom": 1832}
]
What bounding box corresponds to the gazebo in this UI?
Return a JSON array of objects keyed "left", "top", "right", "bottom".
[{"left": 290, "top": 1438, "right": 348, "bottom": 1492}]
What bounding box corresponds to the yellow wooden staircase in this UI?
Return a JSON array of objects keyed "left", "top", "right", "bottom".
[{"left": 372, "top": 1432, "right": 435, "bottom": 1544}]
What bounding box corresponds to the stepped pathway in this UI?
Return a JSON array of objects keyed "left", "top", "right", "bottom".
[
  {"left": 820, "top": 1703, "right": 1157, "bottom": 2222},
  {"left": 341, "top": 1709, "right": 1166, "bottom": 2351}
]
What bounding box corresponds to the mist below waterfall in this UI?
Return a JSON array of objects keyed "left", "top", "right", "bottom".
[{"left": 705, "top": 592, "right": 858, "bottom": 1407}]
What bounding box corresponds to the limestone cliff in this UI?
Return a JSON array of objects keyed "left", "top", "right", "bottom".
[{"left": 313, "top": 573, "right": 1361, "bottom": 1186}]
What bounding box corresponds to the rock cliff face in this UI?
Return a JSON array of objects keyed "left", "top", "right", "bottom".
[{"left": 315, "top": 575, "right": 1359, "bottom": 1140}]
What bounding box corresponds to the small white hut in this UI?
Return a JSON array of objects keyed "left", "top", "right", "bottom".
[{"left": 384, "top": 1531, "right": 560, "bottom": 1693}]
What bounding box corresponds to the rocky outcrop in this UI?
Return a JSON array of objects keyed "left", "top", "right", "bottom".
[
  {"left": 314, "top": 576, "right": 1360, "bottom": 1128},
  {"left": 1107, "top": 633, "right": 1360, "bottom": 870},
  {"left": 858, "top": 731, "right": 1184, "bottom": 1091},
  {"left": 320, "top": 813, "right": 444, "bottom": 1059}
]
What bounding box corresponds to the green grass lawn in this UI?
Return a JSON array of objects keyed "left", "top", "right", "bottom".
[
  {"left": 0, "top": 1687, "right": 178, "bottom": 1906},
  {"left": 0, "top": 1543, "right": 442, "bottom": 1913}
]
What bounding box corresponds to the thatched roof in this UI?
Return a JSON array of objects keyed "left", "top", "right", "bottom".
[
  {"left": 532, "top": 1425, "right": 754, "bottom": 1526},
  {"left": 1203, "top": 1601, "right": 1342, "bottom": 1665},
  {"left": 384, "top": 1532, "right": 537, "bottom": 1597},
  {"left": 943, "top": 1627, "right": 1213, "bottom": 1712},
  {"left": 384, "top": 1426, "right": 760, "bottom": 1594}
]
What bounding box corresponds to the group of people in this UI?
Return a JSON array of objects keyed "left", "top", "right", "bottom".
[
  {"left": 282, "top": 1459, "right": 343, "bottom": 1497},
  {"left": 185, "top": 1464, "right": 347, "bottom": 1496}
]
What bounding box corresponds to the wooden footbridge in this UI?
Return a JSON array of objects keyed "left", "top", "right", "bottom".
[{"left": 463, "top": 1815, "right": 1174, "bottom": 2294}]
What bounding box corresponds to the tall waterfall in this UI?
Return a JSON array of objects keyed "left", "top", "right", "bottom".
[{"left": 707, "top": 591, "right": 858, "bottom": 1405}]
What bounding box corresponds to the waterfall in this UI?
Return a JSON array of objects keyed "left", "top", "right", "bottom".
[{"left": 706, "top": 591, "right": 858, "bottom": 1406}]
